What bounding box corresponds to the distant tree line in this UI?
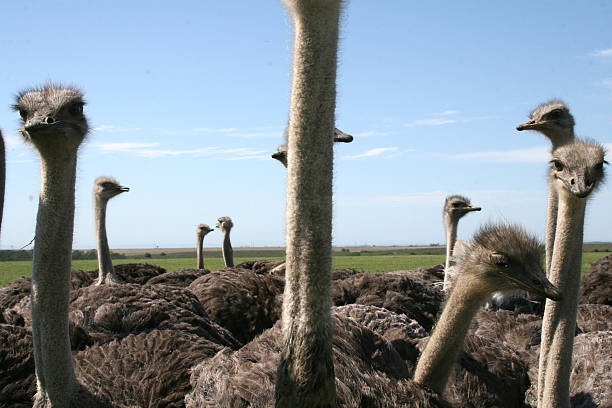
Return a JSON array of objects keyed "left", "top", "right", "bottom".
[{"left": 0, "top": 249, "right": 127, "bottom": 261}]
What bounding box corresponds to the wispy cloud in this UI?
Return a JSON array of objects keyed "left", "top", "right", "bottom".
[
  {"left": 369, "top": 188, "right": 545, "bottom": 207},
  {"left": 91, "top": 142, "right": 268, "bottom": 160},
  {"left": 353, "top": 130, "right": 398, "bottom": 137},
  {"left": 406, "top": 118, "right": 457, "bottom": 127},
  {"left": 441, "top": 146, "right": 549, "bottom": 163},
  {"left": 227, "top": 131, "right": 281, "bottom": 139},
  {"left": 93, "top": 125, "right": 144, "bottom": 133},
  {"left": 590, "top": 48, "right": 612, "bottom": 57},
  {"left": 437, "top": 110, "right": 459, "bottom": 116},
  {"left": 3, "top": 133, "right": 25, "bottom": 149},
  {"left": 343, "top": 147, "right": 400, "bottom": 160},
  {"left": 597, "top": 79, "right": 612, "bottom": 90}
]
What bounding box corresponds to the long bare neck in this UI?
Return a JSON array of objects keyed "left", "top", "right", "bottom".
[
  {"left": 276, "top": 2, "right": 341, "bottom": 407},
  {"left": 545, "top": 133, "right": 575, "bottom": 276},
  {"left": 31, "top": 154, "right": 78, "bottom": 407},
  {"left": 197, "top": 233, "right": 205, "bottom": 269},
  {"left": 221, "top": 229, "right": 233, "bottom": 267},
  {"left": 538, "top": 189, "right": 586, "bottom": 408},
  {"left": 414, "top": 276, "right": 486, "bottom": 395},
  {"left": 95, "top": 197, "right": 119, "bottom": 284},
  {"left": 0, "top": 133, "right": 5, "bottom": 237},
  {"left": 443, "top": 215, "right": 458, "bottom": 290}
]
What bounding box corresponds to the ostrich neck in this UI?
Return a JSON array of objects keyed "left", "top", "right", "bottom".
[
  {"left": 197, "top": 234, "right": 205, "bottom": 269},
  {"left": 0, "top": 133, "right": 5, "bottom": 237},
  {"left": 414, "top": 276, "right": 486, "bottom": 395},
  {"left": 276, "top": 3, "right": 341, "bottom": 407},
  {"left": 444, "top": 215, "right": 458, "bottom": 273},
  {"left": 31, "top": 154, "right": 78, "bottom": 407},
  {"left": 538, "top": 190, "right": 586, "bottom": 408},
  {"left": 222, "top": 230, "right": 233, "bottom": 267},
  {"left": 95, "top": 198, "right": 118, "bottom": 284}
]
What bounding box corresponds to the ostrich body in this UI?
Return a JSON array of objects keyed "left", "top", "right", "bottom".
[
  {"left": 196, "top": 224, "right": 213, "bottom": 270},
  {"left": 216, "top": 217, "right": 234, "bottom": 268},
  {"left": 414, "top": 222, "right": 561, "bottom": 396},
  {"left": 272, "top": 127, "right": 353, "bottom": 167},
  {"left": 442, "top": 195, "right": 480, "bottom": 292},
  {"left": 94, "top": 177, "right": 129, "bottom": 285},
  {"left": 275, "top": 0, "right": 343, "bottom": 406},
  {"left": 538, "top": 140, "right": 606, "bottom": 408},
  {"left": 516, "top": 100, "right": 575, "bottom": 276},
  {"left": 12, "top": 84, "right": 96, "bottom": 406}
]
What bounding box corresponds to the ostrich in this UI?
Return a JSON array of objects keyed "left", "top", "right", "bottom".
[
  {"left": 414, "top": 222, "right": 561, "bottom": 396},
  {"left": 216, "top": 216, "right": 234, "bottom": 268},
  {"left": 196, "top": 223, "right": 213, "bottom": 270},
  {"left": 516, "top": 100, "right": 575, "bottom": 276},
  {"left": 441, "top": 195, "right": 480, "bottom": 292},
  {"left": 93, "top": 176, "right": 129, "bottom": 285},
  {"left": 272, "top": 127, "right": 353, "bottom": 167},
  {"left": 12, "top": 84, "right": 104, "bottom": 406},
  {"left": 538, "top": 140, "right": 606, "bottom": 408},
  {"left": 0, "top": 129, "right": 5, "bottom": 237},
  {"left": 274, "top": 0, "right": 344, "bottom": 406}
]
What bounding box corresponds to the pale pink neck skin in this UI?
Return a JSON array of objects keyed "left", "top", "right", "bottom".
[
  {"left": 275, "top": 1, "right": 342, "bottom": 407},
  {"left": 31, "top": 155, "right": 78, "bottom": 407},
  {"left": 538, "top": 187, "right": 586, "bottom": 408},
  {"left": 95, "top": 196, "right": 120, "bottom": 284},
  {"left": 414, "top": 276, "right": 487, "bottom": 395}
]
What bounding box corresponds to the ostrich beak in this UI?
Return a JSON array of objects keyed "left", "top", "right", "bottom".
[
  {"left": 466, "top": 206, "right": 481, "bottom": 212},
  {"left": 119, "top": 186, "right": 130, "bottom": 193},
  {"left": 333, "top": 128, "right": 354, "bottom": 143},
  {"left": 500, "top": 265, "right": 562, "bottom": 302},
  {"left": 517, "top": 119, "right": 548, "bottom": 131}
]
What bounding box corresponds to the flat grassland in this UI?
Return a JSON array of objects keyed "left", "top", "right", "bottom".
[{"left": 1, "top": 247, "right": 610, "bottom": 287}]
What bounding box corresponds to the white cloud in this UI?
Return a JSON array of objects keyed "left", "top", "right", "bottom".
[
  {"left": 442, "top": 146, "right": 549, "bottom": 163},
  {"left": 3, "top": 133, "right": 25, "bottom": 149},
  {"left": 93, "top": 125, "right": 143, "bottom": 133},
  {"left": 597, "top": 79, "right": 612, "bottom": 90},
  {"left": 353, "top": 130, "right": 398, "bottom": 137},
  {"left": 227, "top": 131, "right": 281, "bottom": 139},
  {"left": 406, "top": 118, "right": 456, "bottom": 127},
  {"left": 438, "top": 110, "right": 459, "bottom": 116},
  {"left": 91, "top": 142, "right": 268, "bottom": 160},
  {"left": 343, "top": 147, "right": 399, "bottom": 160},
  {"left": 591, "top": 48, "right": 612, "bottom": 57}
]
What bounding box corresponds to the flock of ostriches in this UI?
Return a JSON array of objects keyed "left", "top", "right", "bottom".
[{"left": 0, "top": 2, "right": 611, "bottom": 408}]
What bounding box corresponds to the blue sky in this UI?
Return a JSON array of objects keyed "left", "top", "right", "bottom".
[{"left": 1, "top": 1, "right": 611, "bottom": 249}]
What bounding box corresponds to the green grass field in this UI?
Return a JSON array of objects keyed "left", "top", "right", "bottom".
[{"left": 1, "top": 252, "right": 609, "bottom": 287}]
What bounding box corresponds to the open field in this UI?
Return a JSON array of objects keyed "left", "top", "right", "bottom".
[{"left": 1, "top": 251, "right": 610, "bottom": 287}]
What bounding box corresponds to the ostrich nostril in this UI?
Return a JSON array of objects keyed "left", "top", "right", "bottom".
[
  {"left": 570, "top": 178, "right": 575, "bottom": 185},
  {"left": 45, "top": 117, "right": 54, "bottom": 124}
]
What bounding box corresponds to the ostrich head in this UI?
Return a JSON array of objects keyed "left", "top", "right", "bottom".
[
  {"left": 13, "top": 84, "right": 88, "bottom": 154},
  {"left": 516, "top": 100, "right": 574, "bottom": 145},
  {"left": 550, "top": 140, "right": 607, "bottom": 199},
  {"left": 453, "top": 222, "right": 561, "bottom": 301},
  {"left": 272, "top": 128, "right": 353, "bottom": 167},
  {"left": 216, "top": 217, "right": 234, "bottom": 233},
  {"left": 197, "top": 224, "right": 214, "bottom": 237},
  {"left": 443, "top": 195, "right": 481, "bottom": 222},
  {"left": 94, "top": 177, "right": 129, "bottom": 202}
]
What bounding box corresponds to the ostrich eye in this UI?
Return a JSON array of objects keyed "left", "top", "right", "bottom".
[{"left": 552, "top": 160, "right": 564, "bottom": 171}]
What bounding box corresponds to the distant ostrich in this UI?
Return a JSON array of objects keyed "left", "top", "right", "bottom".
[
  {"left": 12, "top": 84, "right": 104, "bottom": 406},
  {"left": 274, "top": 0, "right": 344, "bottom": 405},
  {"left": 441, "top": 195, "right": 480, "bottom": 292},
  {"left": 272, "top": 127, "right": 353, "bottom": 167},
  {"left": 516, "top": 100, "right": 575, "bottom": 275},
  {"left": 538, "top": 140, "right": 606, "bottom": 407},
  {"left": 414, "top": 222, "right": 561, "bottom": 396},
  {"left": 216, "top": 217, "right": 234, "bottom": 268},
  {"left": 196, "top": 224, "right": 213, "bottom": 270},
  {"left": 93, "top": 176, "right": 129, "bottom": 285}
]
